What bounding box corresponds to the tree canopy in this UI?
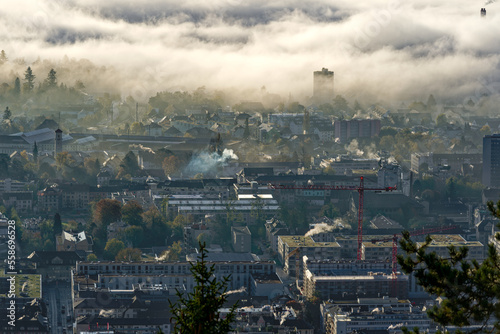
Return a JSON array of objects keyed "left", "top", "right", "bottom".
[
  {"left": 23, "top": 66, "right": 36, "bottom": 92},
  {"left": 122, "top": 200, "right": 144, "bottom": 226},
  {"left": 398, "top": 200, "right": 500, "bottom": 333},
  {"left": 168, "top": 242, "right": 237, "bottom": 334},
  {"left": 93, "top": 199, "right": 122, "bottom": 227}
]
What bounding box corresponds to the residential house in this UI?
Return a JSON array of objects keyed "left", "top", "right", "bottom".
[
  {"left": 56, "top": 231, "right": 93, "bottom": 254},
  {"left": 27, "top": 251, "right": 83, "bottom": 282},
  {"left": 2, "top": 191, "right": 33, "bottom": 213},
  {"left": 232, "top": 226, "right": 252, "bottom": 253}
]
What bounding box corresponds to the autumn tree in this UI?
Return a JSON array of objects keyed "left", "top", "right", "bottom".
[
  {"left": 163, "top": 241, "right": 182, "bottom": 261},
  {"left": 55, "top": 152, "right": 75, "bottom": 172},
  {"left": 168, "top": 242, "right": 237, "bottom": 334},
  {"left": 122, "top": 200, "right": 144, "bottom": 226},
  {"left": 124, "top": 225, "right": 144, "bottom": 247},
  {"left": 130, "top": 121, "right": 145, "bottom": 135},
  {"left": 162, "top": 155, "right": 183, "bottom": 177},
  {"left": 168, "top": 214, "right": 187, "bottom": 241},
  {"left": 480, "top": 125, "right": 491, "bottom": 137},
  {"left": 86, "top": 254, "right": 98, "bottom": 262},
  {"left": 115, "top": 248, "right": 142, "bottom": 261},
  {"left": 398, "top": 199, "right": 500, "bottom": 333},
  {"left": 93, "top": 199, "right": 122, "bottom": 228},
  {"left": 103, "top": 238, "right": 125, "bottom": 260}
]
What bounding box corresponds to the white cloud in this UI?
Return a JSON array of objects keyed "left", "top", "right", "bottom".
[{"left": 0, "top": 0, "right": 498, "bottom": 103}]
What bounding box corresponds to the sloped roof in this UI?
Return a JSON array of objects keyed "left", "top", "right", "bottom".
[{"left": 370, "top": 214, "right": 403, "bottom": 229}]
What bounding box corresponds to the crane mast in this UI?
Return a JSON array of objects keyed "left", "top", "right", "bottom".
[{"left": 269, "top": 176, "right": 397, "bottom": 260}]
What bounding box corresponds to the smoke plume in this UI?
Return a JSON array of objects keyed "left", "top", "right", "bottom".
[
  {"left": 184, "top": 149, "right": 238, "bottom": 177},
  {"left": 224, "top": 286, "right": 247, "bottom": 296},
  {"left": 305, "top": 223, "right": 335, "bottom": 237},
  {"left": 345, "top": 139, "right": 363, "bottom": 157}
]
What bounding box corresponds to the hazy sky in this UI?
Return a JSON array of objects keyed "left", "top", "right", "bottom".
[{"left": 1, "top": 0, "right": 499, "bottom": 103}]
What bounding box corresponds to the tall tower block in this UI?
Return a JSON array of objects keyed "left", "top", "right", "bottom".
[
  {"left": 313, "top": 68, "right": 334, "bottom": 104},
  {"left": 483, "top": 134, "right": 500, "bottom": 188},
  {"left": 55, "top": 128, "right": 63, "bottom": 155}
]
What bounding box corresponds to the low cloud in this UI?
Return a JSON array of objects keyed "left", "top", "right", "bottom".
[{"left": 0, "top": 0, "right": 499, "bottom": 104}]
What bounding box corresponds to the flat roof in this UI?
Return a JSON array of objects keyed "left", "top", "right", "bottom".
[
  {"left": 279, "top": 235, "right": 340, "bottom": 248},
  {"left": 310, "top": 273, "right": 408, "bottom": 281},
  {"left": 0, "top": 273, "right": 41, "bottom": 298}
]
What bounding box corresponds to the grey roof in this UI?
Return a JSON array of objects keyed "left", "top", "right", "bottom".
[
  {"left": 232, "top": 226, "right": 251, "bottom": 236},
  {"left": 0, "top": 135, "right": 30, "bottom": 145},
  {"left": 370, "top": 214, "right": 403, "bottom": 230}
]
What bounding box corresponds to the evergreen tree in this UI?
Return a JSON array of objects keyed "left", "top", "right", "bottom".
[
  {"left": 53, "top": 213, "right": 62, "bottom": 236},
  {"left": 23, "top": 66, "right": 35, "bottom": 93},
  {"left": 398, "top": 199, "right": 500, "bottom": 333},
  {"left": 45, "top": 68, "right": 57, "bottom": 88},
  {"left": 94, "top": 158, "right": 100, "bottom": 173},
  {"left": 3, "top": 107, "right": 11, "bottom": 120},
  {"left": 426, "top": 94, "right": 437, "bottom": 109},
  {"left": 12, "top": 77, "right": 20, "bottom": 97},
  {"left": 243, "top": 118, "right": 250, "bottom": 139},
  {"left": 33, "top": 142, "right": 38, "bottom": 164},
  {"left": 119, "top": 151, "right": 139, "bottom": 177},
  {"left": 167, "top": 242, "right": 237, "bottom": 334}
]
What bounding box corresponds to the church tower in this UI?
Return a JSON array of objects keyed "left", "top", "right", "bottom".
[{"left": 55, "top": 128, "right": 63, "bottom": 155}]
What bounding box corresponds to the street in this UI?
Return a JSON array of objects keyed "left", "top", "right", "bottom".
[{"left": 43, "top": 281, "right": 73, "bottom": 334}]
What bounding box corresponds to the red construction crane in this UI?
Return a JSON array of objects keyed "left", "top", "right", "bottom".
[
  {"left": 287, "top": 247, "right": 301, "bottom": 283},
  {"left": 370, "top": 225, "right": 458, "bottom": 275},
  {"left": 269, "top": 176, "right": 397, "bottom": 260},
  {"left": 370, "top": 225, "right": 457, "bottom": 297}
]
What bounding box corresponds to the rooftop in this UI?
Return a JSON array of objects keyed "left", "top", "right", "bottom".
[
  {"left": 0, "top": 273, "right": 41, "bottom": 298},
  {"left": 279, "top": 235, "right": 340, "bottom": 248}
]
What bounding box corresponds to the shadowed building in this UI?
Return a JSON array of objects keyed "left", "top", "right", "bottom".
[
  {"left": 483, "top": 134, "right": 500, "bottom": 188},
  {"left": 54, "top": 128, "right": 62, "bottom": 155},
  {"left": 313, "top": 68, "right": 334, "bottom": 104},
  {"left": 232, "top": 226, "right": 252, "bottom": 253}
]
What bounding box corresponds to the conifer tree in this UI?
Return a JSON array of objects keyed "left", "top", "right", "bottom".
[
  {"left": 53, "top": 213, "right": 62, "bottom": 237},
  {"left": 399, "top": 199, "right": 500, "bottom": 333},
  {"left": 167, "top": 242, "right": 237, "bottom": 334},
  {"left": 13, "top": 77, "right": 20, "bottom": 97},
  {"left": 23, "top": 66, "right": 35, "bottom": 92},
  {"left": 45, "top": 68, "right": 57, "bottom": 88},
  {"left": 33, "top": 142, "right": 38, "bottom": 164},
  {"left": 3, "top": 107, "right": 11, "bottom": 120}
]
